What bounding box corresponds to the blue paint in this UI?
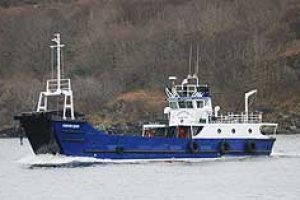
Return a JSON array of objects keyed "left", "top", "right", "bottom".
[{"left": 52, "top": 120, "right": 276, "bottom": 160}]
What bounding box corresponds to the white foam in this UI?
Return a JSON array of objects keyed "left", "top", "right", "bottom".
[
  {"left": 18, "top": 154, "right": 99, "bottom": 167},
  {"left": 271, "top": 152, "right": 300, "bottom": 158},
  {"left": 18, "top": 154, "right": 223, "bottom": 167},
  {"left": 19, "top": 151, "right": 299, "bottom": 168}
]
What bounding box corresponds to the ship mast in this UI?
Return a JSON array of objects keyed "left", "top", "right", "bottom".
[
  {"left": 37, "top": 33, "right": 75, "bottom": 120},
  {"left": 50, "top": 33, "right": 64, "bottom": 92},
  {"left": 188, "top": 45, "right": 193, "bottom": 78}
]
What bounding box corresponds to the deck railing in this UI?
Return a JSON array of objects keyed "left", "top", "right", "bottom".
[
  {"left": 211, "top": 112, "right": 262, "bottom": 123},
  {"left": 46, "top": 79, "right": 71, "bottom": 93}
]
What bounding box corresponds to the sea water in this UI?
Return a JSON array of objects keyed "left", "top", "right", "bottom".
[{"left": 0, "top": 135, "right": 299, "bottom": 200}]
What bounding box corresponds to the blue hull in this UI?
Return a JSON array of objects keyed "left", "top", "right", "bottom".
[
  {"left": 52, "top": 120, "right": 275, "bottom": 160},
  {"left": 15, "top": 112, "right": 276, "bottom": 159}
]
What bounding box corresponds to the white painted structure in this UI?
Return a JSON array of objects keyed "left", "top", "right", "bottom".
[
  {"left": 37, "top": 33, "right": 74, "bottom": 120},
  {"left": 143, "top": 72, "right": 277, "bottom": 139}
]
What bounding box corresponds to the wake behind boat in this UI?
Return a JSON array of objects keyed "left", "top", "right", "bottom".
[{"left": 15, "top": 34, "right": 277, "bottom": 160}]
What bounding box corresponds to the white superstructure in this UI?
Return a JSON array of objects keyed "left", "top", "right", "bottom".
[{"left": 142, "top": 47, "right": 277, "bottom": 139}]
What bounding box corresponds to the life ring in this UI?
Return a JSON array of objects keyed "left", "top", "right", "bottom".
[
  {"left": 189, "top": 140, "right": 200, "bottom": 154},
  {"left": 220, "top": 140, "right": 230, "bottom": 154},
  {"left": 246, "top": 140, "right": 257, "bottom": 153},
  {"left": 115, "top": 146, "right": 124, "bottom": 154}
]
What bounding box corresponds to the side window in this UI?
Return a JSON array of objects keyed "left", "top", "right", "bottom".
[
  {"left": 169, "top": 102, "right": 178, "bottom": 109},
  {"left": 192, "top": 126, "right": 204, "bottom": 136},
  {"left": 197, "top": 101, "right": 204, "bottom": 108}
]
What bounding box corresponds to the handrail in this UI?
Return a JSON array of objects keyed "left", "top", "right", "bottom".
[
  {"left": 210, "top": 112, "right": 262, "bottom": 123},
  {"left": 46, "top": 79, "right": 71, "bottom": 92}
]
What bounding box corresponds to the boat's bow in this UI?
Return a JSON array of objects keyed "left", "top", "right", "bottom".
[{"left": 14, "top": 111, "right": 61, "bottom": 154}]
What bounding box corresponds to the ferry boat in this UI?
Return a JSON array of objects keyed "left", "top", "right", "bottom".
[{"left": 15, "top": 34, "right": 277, "bottom": 160}]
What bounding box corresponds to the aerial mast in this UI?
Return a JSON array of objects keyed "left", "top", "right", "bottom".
[
  {"left": 188, "top": 45, "right": 193, "bottom": 78},
  {"left": 193, "top": 44, "right": 199, "bottom": 85},
  {"left": 37, "top": 33, "right": 74, "bottom": 120},
  {"left": 50, "top": 33, "right": 65, "bottom": 92},
  {"left": 195, "top": 44, "right": 199, "bottom": 76}
]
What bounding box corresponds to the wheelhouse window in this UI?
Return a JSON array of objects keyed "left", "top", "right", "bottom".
[
  {"left": 186, "top": 101, "right": 193, "bottom": 108},
  {"left": 196, "top": 101, "right": 204, "bottom": 108},
  {"left": 187, "top": 86, "right": 196, "bottom": 96},
  {"left": 178, "top": 101, "right": 186, "bottom": 108},
  {"left": 169, "top": 102, "right": 178, "bottom": 109},
  {"left": 178, "top": 100, "right": 193, "bottom": 108}
]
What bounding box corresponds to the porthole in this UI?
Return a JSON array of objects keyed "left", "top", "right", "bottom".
[
  {"left": 217, "top": 129, "right": 221, "bottom": 134},
  {"left": 248, "top": 128, "right": 252, "bottom": 134},
  {"left": 231, "top": 129, "right": 236, "bottom": 134}
]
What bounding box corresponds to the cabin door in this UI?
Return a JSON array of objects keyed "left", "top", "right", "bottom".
[{"left": 178, "top": 126, "right": 189, "bottom": 139}]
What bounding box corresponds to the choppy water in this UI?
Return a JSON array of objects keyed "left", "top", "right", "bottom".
[{"left": 0, "top": 135, "right": 300, "bottom": 200}]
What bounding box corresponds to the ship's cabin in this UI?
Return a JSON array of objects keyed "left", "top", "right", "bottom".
[{"left": 165, "top": 75, "right": 212, "bottom": 110}]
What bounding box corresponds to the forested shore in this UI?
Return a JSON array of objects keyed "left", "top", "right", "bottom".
[{"left": 1, "top": 0, "right": 300, "bottom": 136}]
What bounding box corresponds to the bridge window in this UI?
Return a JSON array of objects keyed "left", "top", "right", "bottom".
[
  {"left": 169, "top": 102, "right": 178, "bottom": 109},
  {"left": 178, "top": 101, "right": 186, "bottom": 108},
  {"left": 186, "top": 101, "right": 193, "bottom": 108},
  {"left": 178, "top": 100, "right": 193, "bottom": 108},
  {"left": 197, "top": 101, "right": 204, "bottom": 108}
]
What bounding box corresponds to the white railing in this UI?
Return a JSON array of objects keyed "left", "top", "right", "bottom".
[
  {"left": 174, "top": 84, "right": 208, "bottom": 97},
  {"left": 46, "top": 79, "right": 71, "bottom": 93},
  {"left": 211, "top": 112, "right": 262, "bottom": 124}
]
